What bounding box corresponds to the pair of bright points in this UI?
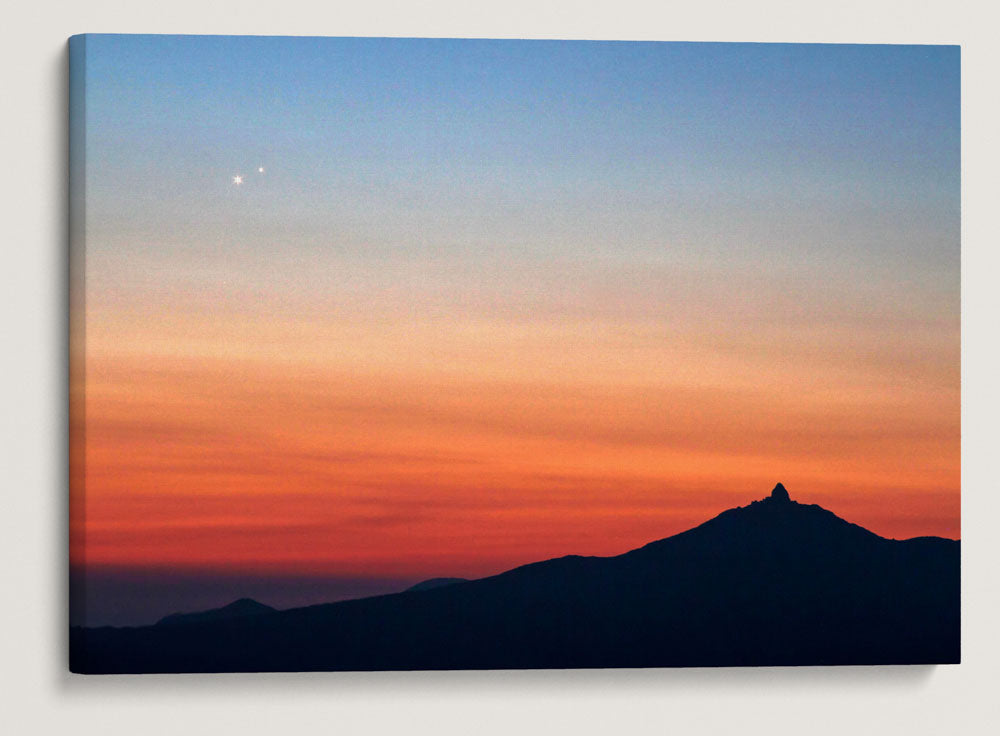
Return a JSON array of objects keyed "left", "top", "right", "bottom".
[{"left": 232, "top": 167, "right": 265, "bottom": 185}]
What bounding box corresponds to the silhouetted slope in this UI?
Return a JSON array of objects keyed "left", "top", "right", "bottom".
[
  {"left": 155, "top": 598, "right": 276, "bottom": 627},
  {"left": 405, "top": 578, "right": 469, "bottom": 593},
  {"left": 71, "top": 484, "right": 959, "bottom": 672}
]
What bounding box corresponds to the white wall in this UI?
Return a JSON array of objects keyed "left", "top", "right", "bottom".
[{"left": 2, "top": 2, "right": 997, "bottom": 734}]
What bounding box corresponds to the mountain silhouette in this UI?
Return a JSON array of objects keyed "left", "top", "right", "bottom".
[
  {"left": 155, "top": 598, "right": 276, "bottom": 627},
  {"left": 404, "top": 577, "right": 469, "bottom": 593},
  {"left": 70, "top": 484, "right": 959, "bottom": 672}
]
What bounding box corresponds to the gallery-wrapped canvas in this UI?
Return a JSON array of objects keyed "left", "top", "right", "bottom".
[{"left": 69, "top": 35, "right": 960, "bottom": 673}]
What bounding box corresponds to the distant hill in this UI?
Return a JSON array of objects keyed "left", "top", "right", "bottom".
[
  {"left": 71, "top": 484, "right": 959, "bottom": 672},
  {"left": 405, "top": 578, "right": 469, "bottom": 593},
  {"left": 155, "top": 598, "right": 276, "bottom": 627}
]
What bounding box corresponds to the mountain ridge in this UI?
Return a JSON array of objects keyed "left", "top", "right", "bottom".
[
  {"left": 404, "top": 577, "right": 470, "bottom": 593},
  {"left": 155, "top": 597, "right": 276, "bottom": 627},
  {"left": 71, "top": 484, "right": 960, "bottom": 672}
]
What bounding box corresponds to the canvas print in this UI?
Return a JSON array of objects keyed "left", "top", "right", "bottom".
[{"left": 68, "top": 35, "right": 960, "bottom": 673}]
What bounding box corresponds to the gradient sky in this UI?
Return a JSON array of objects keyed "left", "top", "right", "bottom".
[{"left": 71, "top": 36, "right": 959, "bottom": 625}]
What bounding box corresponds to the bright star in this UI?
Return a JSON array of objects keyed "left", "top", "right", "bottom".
[
  {"left": 257, "top": 167, "right": 265, "bottom": 174},
  {"left": 232, "top": 175, "right": 243, "bottom": 185}
]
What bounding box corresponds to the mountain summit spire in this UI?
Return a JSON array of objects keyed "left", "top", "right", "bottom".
[{"left": 770, "top": 483, "right": 791, "bottom": 502}]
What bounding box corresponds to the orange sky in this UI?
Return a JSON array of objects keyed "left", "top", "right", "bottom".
[{"left": 71, "top": 274, "right": 959, "bottom": 582}]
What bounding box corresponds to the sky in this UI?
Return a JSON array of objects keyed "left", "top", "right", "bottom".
[{"left": 70, "top": 36, "right": 960, "bottom": 626}]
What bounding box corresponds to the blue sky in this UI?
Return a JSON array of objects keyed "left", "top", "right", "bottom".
[{"left": 80, "top": 37, "right": 958, "bottom": 277}]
